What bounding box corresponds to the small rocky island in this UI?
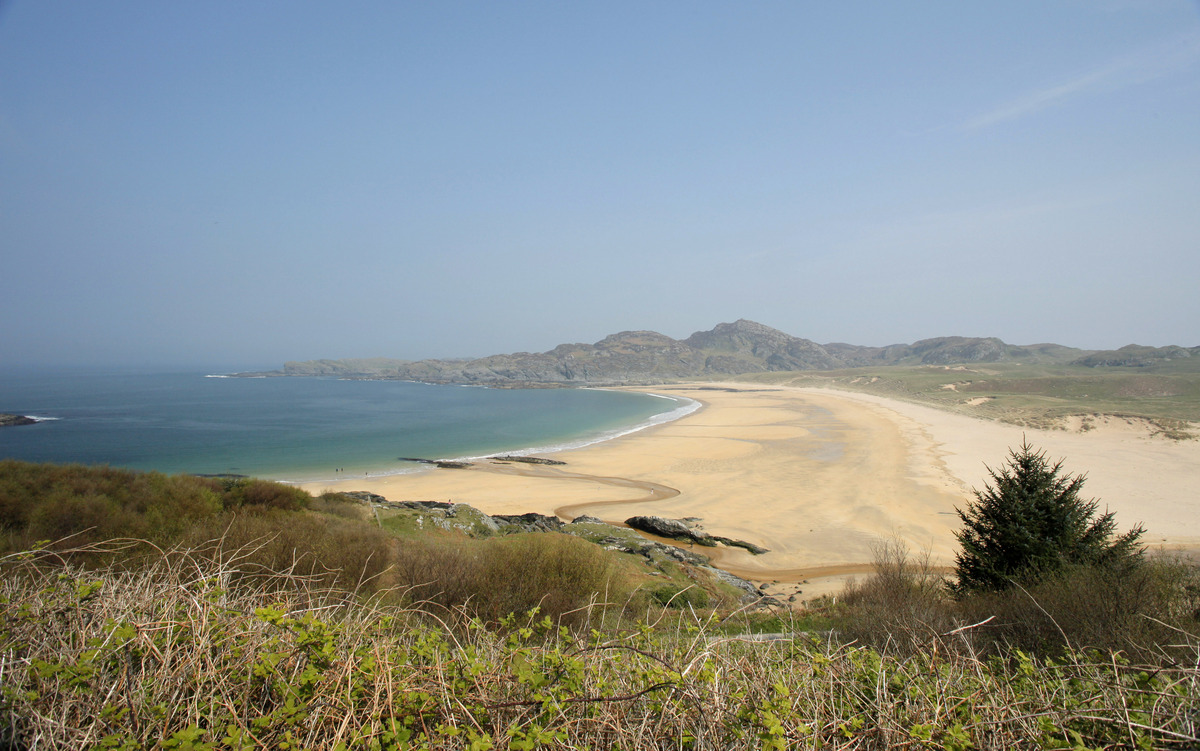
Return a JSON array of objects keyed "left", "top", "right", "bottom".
[{"left": 0, "top": 414, "right": 36, "bottom": 428}]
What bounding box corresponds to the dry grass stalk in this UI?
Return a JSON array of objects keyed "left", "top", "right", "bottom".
[{"left": 2, "top": 540, "right": 1198, "bottom": 750}]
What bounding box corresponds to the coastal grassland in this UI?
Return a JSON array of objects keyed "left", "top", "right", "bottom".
[
  {"left": 3, "top": 543, "right": 1199, "bottom": 750},
  {"left": 738, "top": 361, "right": 1200, "bottom": 435}
]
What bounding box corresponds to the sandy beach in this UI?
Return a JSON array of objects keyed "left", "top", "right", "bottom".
[{"left": 301, "top": 384, "right": 1200, "bottom": 600}]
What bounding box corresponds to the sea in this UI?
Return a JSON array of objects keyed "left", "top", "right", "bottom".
[{"left": 0, "top": 371, "right": 697, "bottom": 483}]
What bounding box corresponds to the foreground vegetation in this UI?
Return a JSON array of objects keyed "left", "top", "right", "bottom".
[
  {"left": 0, "top": 460, "right": 724, "bottom": 625},
  {"left": 2, "top": 460, "right": 1199, "bottom": 748},
  {"left": 2, "top": 541, "right": 1198, "bottom": 750}
]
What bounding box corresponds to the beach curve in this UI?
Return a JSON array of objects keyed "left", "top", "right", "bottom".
[{"left": 300, "top": 382, "right": 1200, "bottom": 600}]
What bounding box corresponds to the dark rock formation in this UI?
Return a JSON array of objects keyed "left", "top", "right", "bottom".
[
  {"left": 340, "top": 490, "right": 390, "bottom": 505},
  {"left": 706, "top": 567, "right": 767, "bottom": 599},
  {"left": 492, "top": 512, "right": 564, "bottom": 533},
  {"left": 708, "top": 535, "right": 770, "bottom": 555},
  {"left": 0, "top": 414, "right": 36, "bottom": 428},
  {"left": 625, "top": 515, "right": 768, "bottom": 554},
  {"left": 391, "top": 500, "right": 454, "bottom": 511},
  {"left": 625, "top": 515, "right": 717, "bottom": 546},
  {"left": 494, "top": 456, "right": 567, "bottom": 466}
]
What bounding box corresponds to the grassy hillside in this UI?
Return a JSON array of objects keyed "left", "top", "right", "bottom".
[
  {"left": 4, "top": 538, "right": 1198, "bottom": 749},
  {"left": 0, "top": 461, "right": 742, "bottom": 622}
]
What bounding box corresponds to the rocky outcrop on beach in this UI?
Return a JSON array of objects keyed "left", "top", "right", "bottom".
[
  {"left": 257, "top": 320, "right": 1094, "bottom": 386},
  {"left": 398, "top": 458, "right": 474, "bottom": 469},
  {"left": 0, "top": 414, "right": 36, "bottom": 428},
  {"left": 494, "top": 456, "right": 567, "bottom": 466},
  {"left": 625, "top": 515, "right": 770, "bottom": 555},
  {"left": 626, "top": 515, "right": 717, "bottom": 546}
]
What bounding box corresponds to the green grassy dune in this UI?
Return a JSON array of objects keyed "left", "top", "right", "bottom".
[{"left": 737, "top": 360, "right": 1200, "bottom": 437}]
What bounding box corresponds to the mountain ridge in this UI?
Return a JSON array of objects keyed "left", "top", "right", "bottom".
[{"left": 259, "top": 320, "right": 1195, "bottom": 385}]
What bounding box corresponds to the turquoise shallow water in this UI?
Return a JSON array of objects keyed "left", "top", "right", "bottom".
[{"left": 0, "top": 372, "right": 693, "bottom": 482}]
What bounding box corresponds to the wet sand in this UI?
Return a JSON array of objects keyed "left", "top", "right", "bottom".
[{"left": 301, "top": 383, "right": 1200, "bottom": 600}]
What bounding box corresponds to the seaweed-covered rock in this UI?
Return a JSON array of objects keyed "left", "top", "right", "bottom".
[{"left": 494, "top": 456, "right": 567, "bottom": 466}]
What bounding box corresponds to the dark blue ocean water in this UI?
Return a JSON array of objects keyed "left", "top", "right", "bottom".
[{"left": 0, "top": 372, "right": 692, "bottom": 481}]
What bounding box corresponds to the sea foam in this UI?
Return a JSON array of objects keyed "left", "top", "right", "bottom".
[{"left": 445, "top": 392, "right": 701, "bottom": 463}]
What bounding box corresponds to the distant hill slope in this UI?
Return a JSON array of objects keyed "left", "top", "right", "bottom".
[
  {"left": 256, "top": 319, "right": 1115, "bottom": 386},
  {"left": 1071, "top": 344, "right": 1200, "bottom": 368}
]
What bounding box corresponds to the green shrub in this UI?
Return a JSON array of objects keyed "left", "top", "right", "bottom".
[
  {"left": 478, "top": 533, "right": 623, "bottom": 623},
  {"left": 308, "top": 491, "right": 371, "bottom": 521},
  {"left": 954, "top": 441, "right": 1144, "bottom": 594},
  {"left": 651, "top": 583, "right": 710, "bottom": 609},
  {"left": 956, "top": 557, "right": 1200, "bottom": 659},
  {"left": 218, "top": 478, "right": 310, "bottom": 512},
  {"left": 394, "top": 532, "right": 626, "bottom": 627},
  {"left": 0, "top": 461, "right": 221, "bottom": 550},
  {"left": 182, "top": 509, "right": 400, "bottom": 595}
]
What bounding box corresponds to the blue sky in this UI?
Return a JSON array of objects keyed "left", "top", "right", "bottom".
[{"left": 2, "top": 2, "right": 1198, "bottom": 369}]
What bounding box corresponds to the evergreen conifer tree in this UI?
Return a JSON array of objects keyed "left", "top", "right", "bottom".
[{"left": 953, "top": 440, "right": 1144, "bottom": 594}]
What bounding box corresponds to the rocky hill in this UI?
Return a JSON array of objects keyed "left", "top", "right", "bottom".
[
  {"left": 1071, "top": 344, "right": 1200, "bottom": 368},
  {"left": 256, "top": 319, "right": 1101, "bottom": 386}
]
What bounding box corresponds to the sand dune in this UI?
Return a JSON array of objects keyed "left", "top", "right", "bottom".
[{"left": 301, "top": 383, "right": 1200, "bottom": 599}]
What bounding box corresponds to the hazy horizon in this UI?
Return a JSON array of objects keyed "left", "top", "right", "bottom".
[
  {"left": 3, "top": 3, "right": 1198, "bottom": 369},
  {"left": 1, "top": 319, "right": 1183, "bottom": 378}
]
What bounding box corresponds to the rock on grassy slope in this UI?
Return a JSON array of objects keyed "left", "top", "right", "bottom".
[{"left": 342, "top": 492, "right": 770, "bottom": 605}]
